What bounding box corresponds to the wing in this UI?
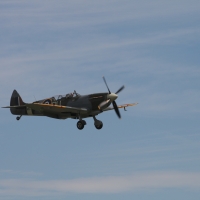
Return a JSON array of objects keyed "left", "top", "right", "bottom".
[
  {"left": 2, "top": 103, "right": 88, "bottom": 114},
  {"left": 26, "top": 103, "right": 88, "bottom": 114},
  {"left": 103, "top": 103, "right": 138, "bottom": 111}
]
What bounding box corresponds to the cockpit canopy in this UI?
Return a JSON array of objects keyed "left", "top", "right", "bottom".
[
  {"left": 52, "top": 91, "right": 80, "bottom": 100},
  {"left": 35, "top": 91, "right": 80, "bottom": 105}
]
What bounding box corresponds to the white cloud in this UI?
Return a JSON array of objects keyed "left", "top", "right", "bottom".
[
  {"left": 1, "top": 0, "right": 200, "bottom": 29},
  {"left": 0, "top": 171, "right": 200, "bottom": 196}
]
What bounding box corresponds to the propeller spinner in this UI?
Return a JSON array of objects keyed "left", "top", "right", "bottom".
[{"left": 103, "top": 76, "right": 125, "bottom": 118}]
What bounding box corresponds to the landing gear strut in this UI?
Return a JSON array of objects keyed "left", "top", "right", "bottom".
[
  {"left": 76, "top": 114, "right": 86, "bottom": 130},
  {"left": 93, "top": 116, "right": 103, "bottom": 130},
  {"left": 16, "top": 115, "right": 22, "bottom": 121}
]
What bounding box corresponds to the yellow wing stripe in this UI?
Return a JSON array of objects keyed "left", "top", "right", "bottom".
[
  {"left": 26, "top": 103, "right": 88, "bottom": 114},
  {"left": 34, "top": 103, "right": 67, "bottom": 109}
]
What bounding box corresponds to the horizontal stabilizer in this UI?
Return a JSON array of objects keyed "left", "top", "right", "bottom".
[{"left": 2, "top": 105, "right": 26, "bottom": 108}]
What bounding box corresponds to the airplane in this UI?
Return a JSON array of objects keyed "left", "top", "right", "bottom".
[{"left": 2, "top": 77, "right": 138, "bottom": 130}]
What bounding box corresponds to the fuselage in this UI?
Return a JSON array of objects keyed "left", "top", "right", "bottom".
[{"left": 10, "top": 92, "right": 110, "bottom": 119}]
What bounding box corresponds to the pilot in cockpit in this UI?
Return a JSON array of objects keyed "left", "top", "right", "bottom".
[
  {"left": 66, "top": 91, "right": 79, "bottom": 99},
  {"left": 73, "top": 90, "right": 77, "bottom": 97},
  {"left": 66, "top": 93, "right": 73, "bottom": 99},
  {"left": 66, "top": 94, "right": 70, "bottom": 98}
]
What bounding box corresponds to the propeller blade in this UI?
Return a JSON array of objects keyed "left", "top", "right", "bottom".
[
  {"left": 112, "top": 101, "right": 121, "bottom": 119},
  {"left": 103, "top": 76, "right": 111, "bottom": 94},
  {"left": 115, "top": 85, "right": 125, "bottom": 94}
]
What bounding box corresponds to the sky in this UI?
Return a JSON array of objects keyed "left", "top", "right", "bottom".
[{"left": 0, "top": 0, "right": 200, "bottom": 199}]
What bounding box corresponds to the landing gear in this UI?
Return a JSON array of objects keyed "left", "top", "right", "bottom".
[
  {"left": 93, "top": 116, "right": 103, "bottom": 130},
  {"left": 77, "top": 120, "right": 86, "bottom": 130},
  {"left": 76, "top": 115, "right": 103, "bottom": 130},
  {"left": 95, "top": 123, "right": 103, "bottom": 130},
  {"left": 77, "top": 121, "right": 84, "bottom": 130},
  {"left": 16, "top": 115, "right": 22, "bottom": 121},
  {"left": 76, "top": 113, "right": 87, "bottom": 130}
]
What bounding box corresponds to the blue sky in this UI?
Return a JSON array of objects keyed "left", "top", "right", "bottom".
[{"left": 0, "top": 0, "right": 200, "bottom": 199}]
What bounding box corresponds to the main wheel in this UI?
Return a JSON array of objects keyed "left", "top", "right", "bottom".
[
  {"left": 77, "top": 121, "right": 84, "bottom": 130},
  {"left": 82, "top": 120, "right": 86, "bottom": 125},
  {"left": 16, "top": 116, "right": 20, "bottom": 120},
  {"left": 95, "top": 122, "right": 103, "bottom": 130}
]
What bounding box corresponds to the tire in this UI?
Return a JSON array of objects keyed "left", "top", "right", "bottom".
[
  {"left": 95, "top": 123, "right": 103, "bottom": 130},
  {"left": 82, "top": 120, "right": 86, "bottom": 125},
  {"left": 77, "top": 121, "right": 84, "bottom": 130}
]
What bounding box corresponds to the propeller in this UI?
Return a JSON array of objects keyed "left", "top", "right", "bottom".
[
  {"left": 112, "top": 100, "right": 121, "bottom": 118},
  {"left": 116, "top": 85, "right": 125, "bottom": 94},
  {"left": 102, "top": 76, "right": 125, "bottom": 119},
  {"left": 103, "top": 76, "right": 111, "bottom": 94}
]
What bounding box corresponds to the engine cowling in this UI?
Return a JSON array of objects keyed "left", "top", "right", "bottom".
[{"left": 98, "top": 99, "right": 111, "bottom": 110}]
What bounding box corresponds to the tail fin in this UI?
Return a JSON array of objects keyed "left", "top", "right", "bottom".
[
  {"left": 9, "top": 90, "right": 27, "bottom": 115},
  {"left": 10, "top": 90, "right": 25, "bottom": 106}
]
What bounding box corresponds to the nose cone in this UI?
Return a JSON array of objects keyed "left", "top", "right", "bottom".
[{"left": 107, "top": 93, "right": 118, "bottom": 101}]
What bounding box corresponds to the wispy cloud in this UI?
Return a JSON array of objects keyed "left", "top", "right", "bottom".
[
  {"left": 0, "top": 169, "right": 42, "bottom": 177},
  {"left": 1, "top": 0, "right": 199, "bottom": 29},
  {"left": 0, "top": 171, "right": 199, "bottom": 197}
]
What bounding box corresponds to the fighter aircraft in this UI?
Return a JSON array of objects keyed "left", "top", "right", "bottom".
[{"left": 2, "top": 77, "right": 138, "bottom": 130}]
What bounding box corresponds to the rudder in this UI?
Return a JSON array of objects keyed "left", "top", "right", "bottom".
[
  {"left": 10, "top": 90, "right": 27, "bottom": 115},
  {"left": 10, "top": 90, "right": 25, "bottom": 106}
]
